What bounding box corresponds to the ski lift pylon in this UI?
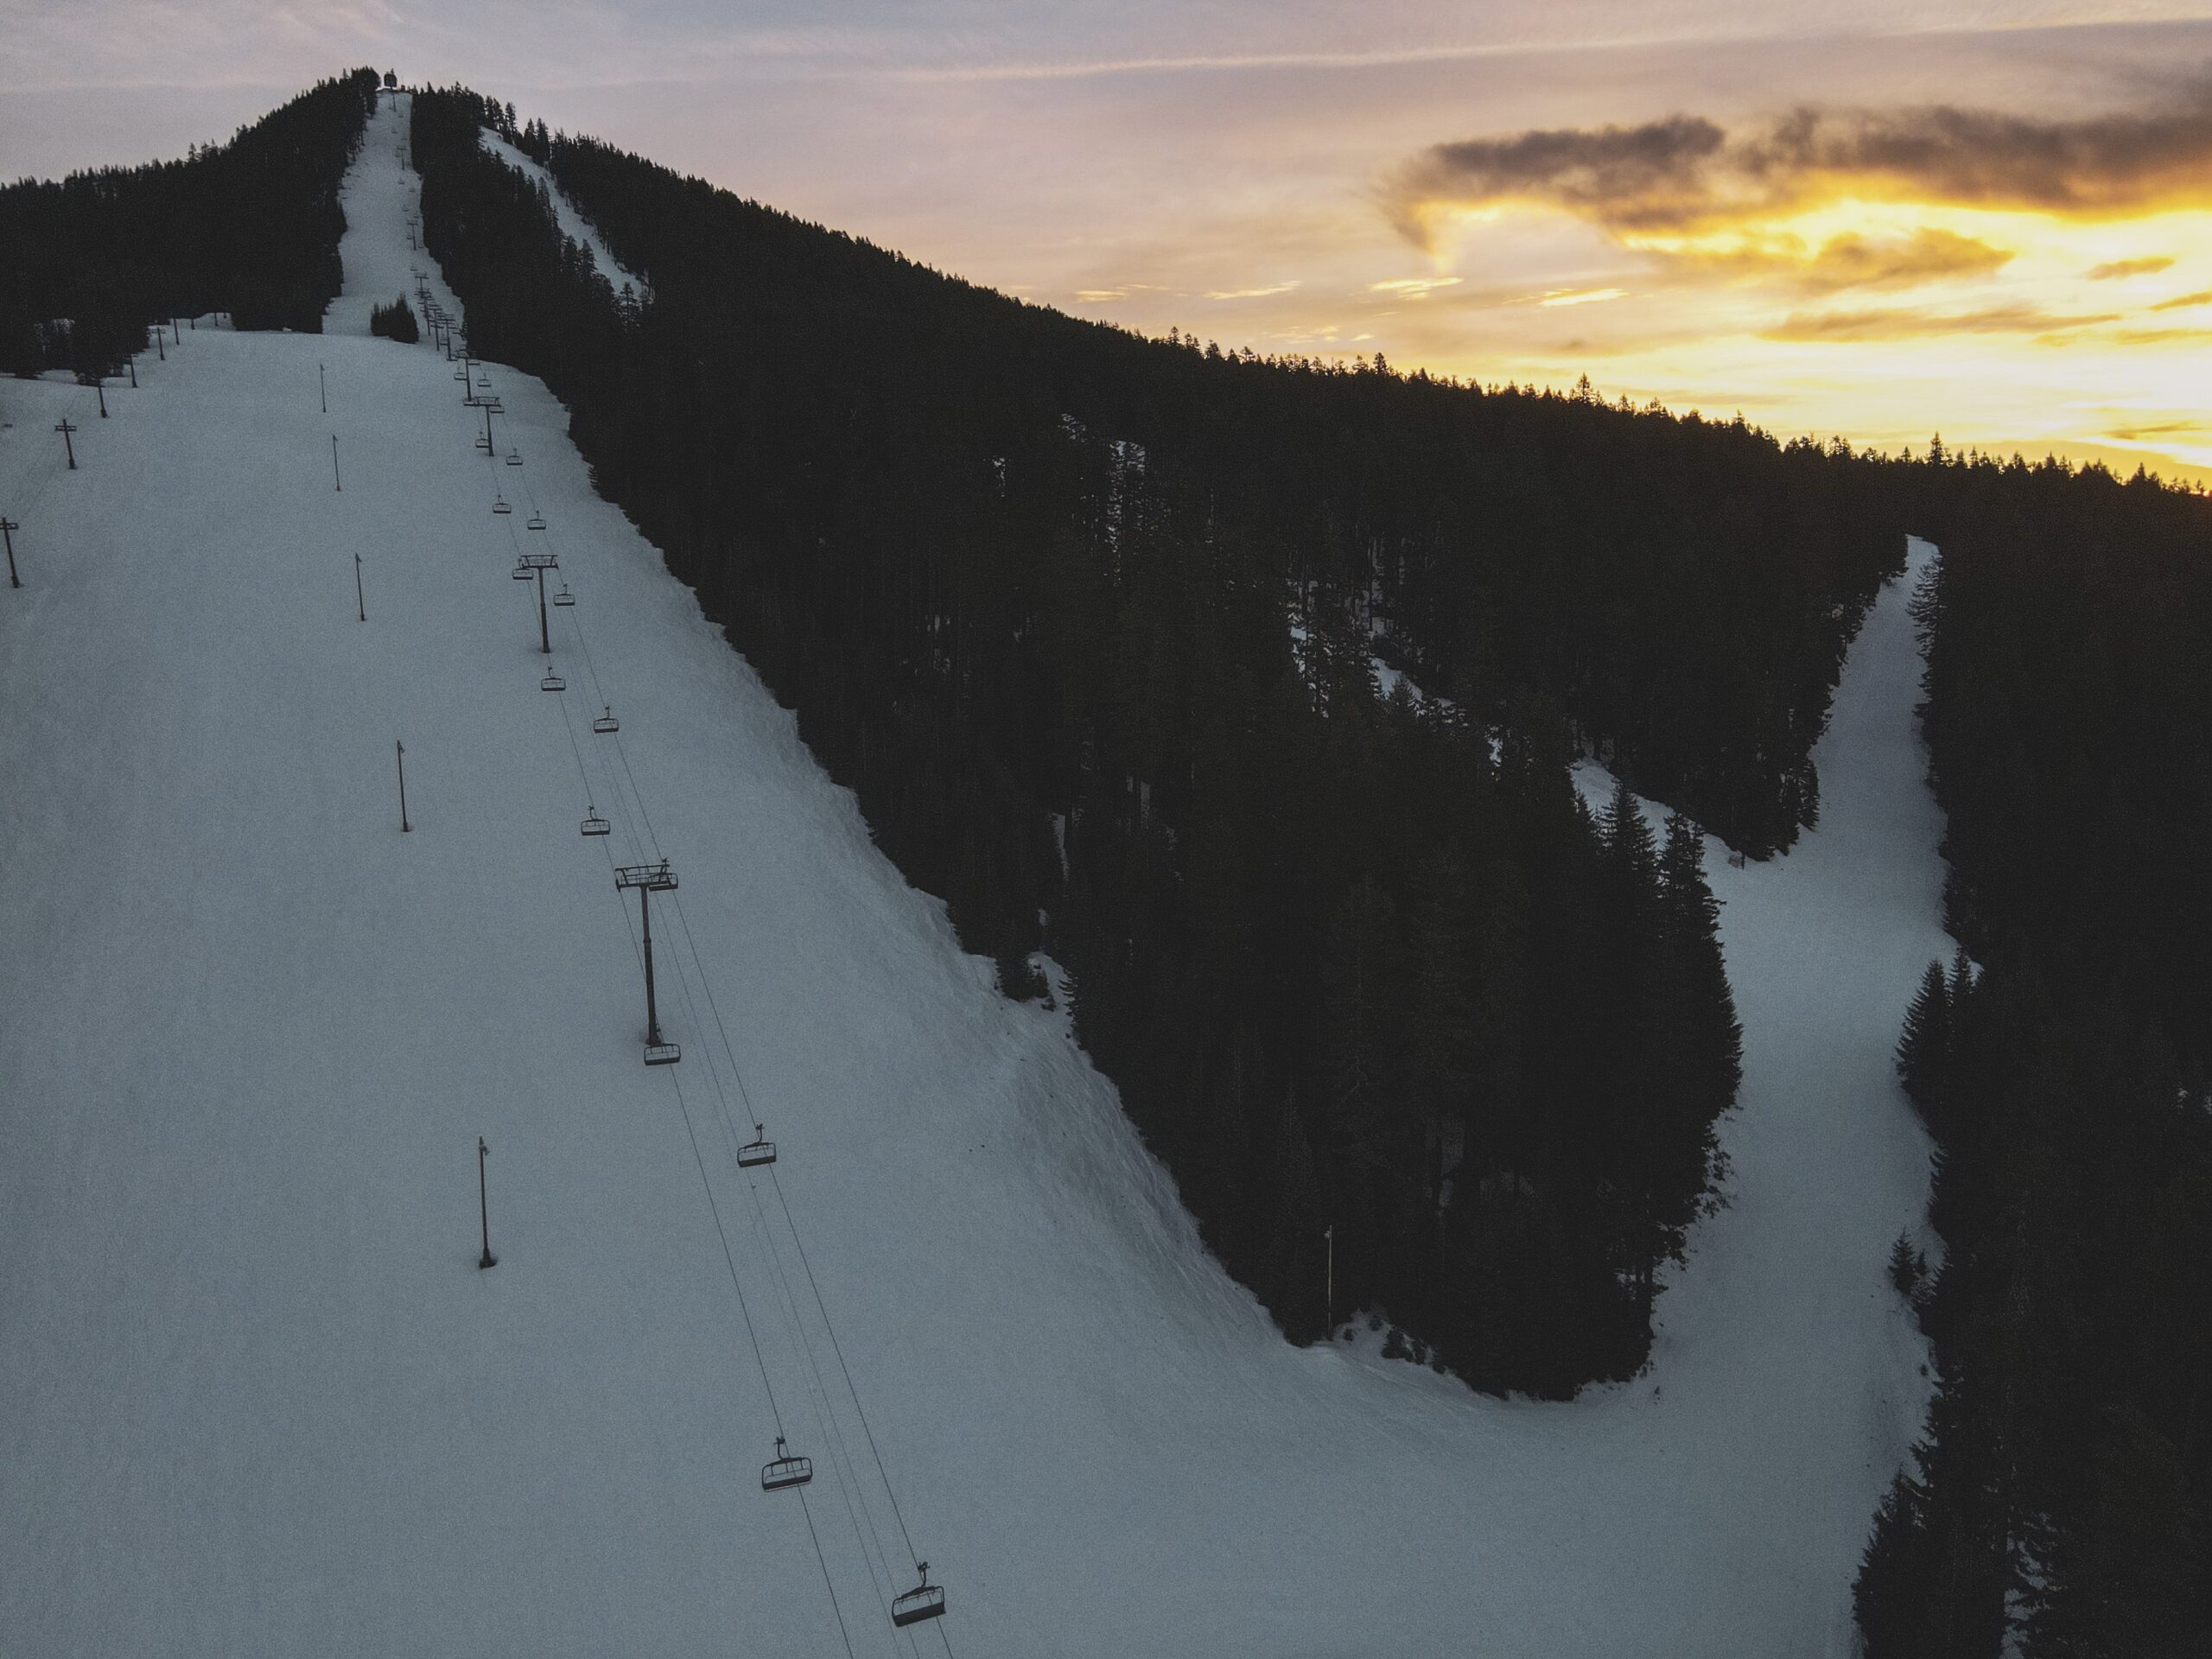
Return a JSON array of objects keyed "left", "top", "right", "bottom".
[
  {"left": 761, "top": 1437, "right": 812, "bottom": 1491},
  {"left": 891, "top": 1566, "right": 945, "bottom": 1629},
  {"left": 592, "top": 706, "right": 620, "bottom": 734},
  {"left": 737, "top": 1126, "right": 777, "bottom": 1168}
]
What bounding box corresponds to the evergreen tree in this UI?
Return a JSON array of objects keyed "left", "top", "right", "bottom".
[{"left": 1897, "top": 958, "right": 1951, "bottom": 1120}]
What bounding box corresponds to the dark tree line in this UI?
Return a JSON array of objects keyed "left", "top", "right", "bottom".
[
  {"left": 1859, "top": 457, "right": 2212, "bottom": 1655},
  {"left": 408, "top": 84, "right": 1825, "bottom": 1394},
  {"left": 0, "top": 69, "right": 379, "bottom": 377}
]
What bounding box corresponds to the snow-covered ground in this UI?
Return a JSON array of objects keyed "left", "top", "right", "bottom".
[{"left": 0, "top": 94, "right": 1945, "bottom": 1657}]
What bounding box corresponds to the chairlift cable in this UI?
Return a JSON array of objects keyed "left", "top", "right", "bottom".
[
  {"left": 661, "top": 1062, "right": 785, "bottom": 1442},
  {"left": 658, "top": 931, "right": 743, "bottom": 1164},
  {"left": 798, "top": 1486, "right": 861, "bottom": 1659},
  {"left": 768, "top": 1165, "right": 925, "bottom": 1570},
  {"left": 664, "top": 955, "right": 880, "bottom": 1651},
  {"left": 738, "top": 1160, "right": 907, "bottom": 1617}
]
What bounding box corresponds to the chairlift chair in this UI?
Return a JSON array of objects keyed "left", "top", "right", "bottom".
[
  {"left": 891, "top": 1567, "right": 946, "bottom": 1629},
  {"left": 592, "top": 707, "right": 620, "bottom": 734},
  {"left": 644, "top": 1040, "right": 682, "bottom": 1067},
  {"left": 552, "top": 584, "right": 575, "bottom": 607},
  {"left": 493, "top": 493, "right": 512, "bottom": 516},
  {"left": 506, "top": 448, "right": 524, "bottom": 467},
  {"left": 512, "top": 562, "right": 535, "bottom": 581},
  {"left": 541, "top": 671, "right": 566, "bottom": 692},
  {"left": 736, "top": 1126, "right": 777, "bottom": 1168},
  {"left": 761, "top": 1437, "right": 812, "bottom": 1491},
  {"left": 526, "top": 512, "right": 546, "bottom": 531},
  {"left": 581, "top": 810, "right": 611, "bottom": 837}
]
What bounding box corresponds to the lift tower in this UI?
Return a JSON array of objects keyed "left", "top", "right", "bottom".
[
  {"left": 614, "top": 861, "right": 681, "bottom": 1065},
  {"left": 515, "top": 551, "right": 559, "bottom": 652}
]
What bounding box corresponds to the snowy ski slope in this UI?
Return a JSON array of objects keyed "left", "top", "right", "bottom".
[{"left": 0, "top": 95, "right": 1945, "bottom": 1656}]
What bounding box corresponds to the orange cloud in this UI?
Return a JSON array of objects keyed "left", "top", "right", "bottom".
[
  {"left": 1673, "top": 226, "right": 2013, "bottom": 292},
  {"left": 2088, "top": 256, "right": 2175, "bottom": 278}
]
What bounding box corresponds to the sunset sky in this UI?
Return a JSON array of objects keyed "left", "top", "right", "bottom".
[{"left": 6, "top": 2, "right": 2210, "bottom": 482}]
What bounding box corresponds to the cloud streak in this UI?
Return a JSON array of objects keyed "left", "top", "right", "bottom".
[
  {"left": 1392, "top": 86, "right": 2212, "bottom": 242},
  {"left": 2087, "top": 255, "right": 2174, "bottom": 278},
  {"left": 1761, "top": 303, "right": 2120, "bottom": 342}
]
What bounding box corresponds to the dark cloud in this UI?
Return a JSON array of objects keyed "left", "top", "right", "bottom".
[
  {"left": 2151, "top": 287, "right": 2212, "bottom": 309},
  {"left": 1762, "top": 304, "right": 2120, "bottom": 342},
  {"left": 1394, "top": 87, "right": 2212, "bottom": 240},
  {"left": 2088, "top": 256, "right": 2175, "bottom": 278}
]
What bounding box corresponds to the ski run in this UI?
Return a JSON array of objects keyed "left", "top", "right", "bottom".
[{"left": 0, "top": 94, "right": 1949, "bottom": 1656}]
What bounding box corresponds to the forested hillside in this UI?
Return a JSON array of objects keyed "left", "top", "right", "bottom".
[
  {"left": 391, "top": 86, "right": 1970, "bottom": 1395},
  {"left": 1858, "top": 460, "right": 2212, "bottom": 1653},
  {"left": 0, "top": 70, "right": 379, "bottom": 374}
]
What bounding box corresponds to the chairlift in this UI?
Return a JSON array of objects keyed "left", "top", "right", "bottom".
[
  {"left": 474, "top": 435, "right": 493, "bottom": 452},
  {"left": 644, "top": 1041, "right": 682, "bottom": 1067},
  {"left": 526, "top": 512, "right": 546, "bottom": 531},
  {"left": 505, "top": 448, "right": 524, "bottom": 467},
  {"left": 512, "top": 562, "right": 535, "bottom": 581},
  {"left": 541, "top": 671, "right": 566, "bottom": 692},
  {"left": 736, "top": 1126, "right": 777, "bottom": 1168},
  {"left": 592, "top": 706, "right": 620, "bottom": 734},
  {"left": 493, "top": 493, "right": 512, "bottom": 516},
  {"left": 761, "top": 1437, "right": 812, "bottom": 1491},
  {"left": 891, "top": 1566, "right": 946, "bottom": 1629},
  {"left": 552, "top": 583, "right": 576, "bottom": 607},
  {"left": 581, "top": 809, "right": 611, "bottom": 837}
]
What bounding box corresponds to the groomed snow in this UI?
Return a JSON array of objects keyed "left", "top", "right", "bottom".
[{"left": 0, "top": 94, "right": 1942, "bottom": 1656}]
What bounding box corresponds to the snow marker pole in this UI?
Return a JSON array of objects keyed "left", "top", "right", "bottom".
[
  {"left": 320, "top": 363, "right": 327, "bottom": 415},
  {"left": 127, "top": 355, "right": 137, "bottom": 388},
  {"left": 1324, "top": 1224, "right": 1334, "bottom": 1336},
  {"left": 94, "top": 380, "right": 106, "bottom": 419},
  {"left": 2, "top": 518, "right": 19, "bottom": 588},
  {"left": 477, "top": 1137, "right": 497, "bottom": 1270},
  {"left": 54, "top": 419, "right": 76, "bottom": 470},
  {"left": 331, "top": 434, "right": 341, "bottom": 493},
  {"left": 355, "top": 552, "right": 366, "bottom": 622},
  {"left": 396, "top": 740, "right": 410, "bottom": 832}
]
